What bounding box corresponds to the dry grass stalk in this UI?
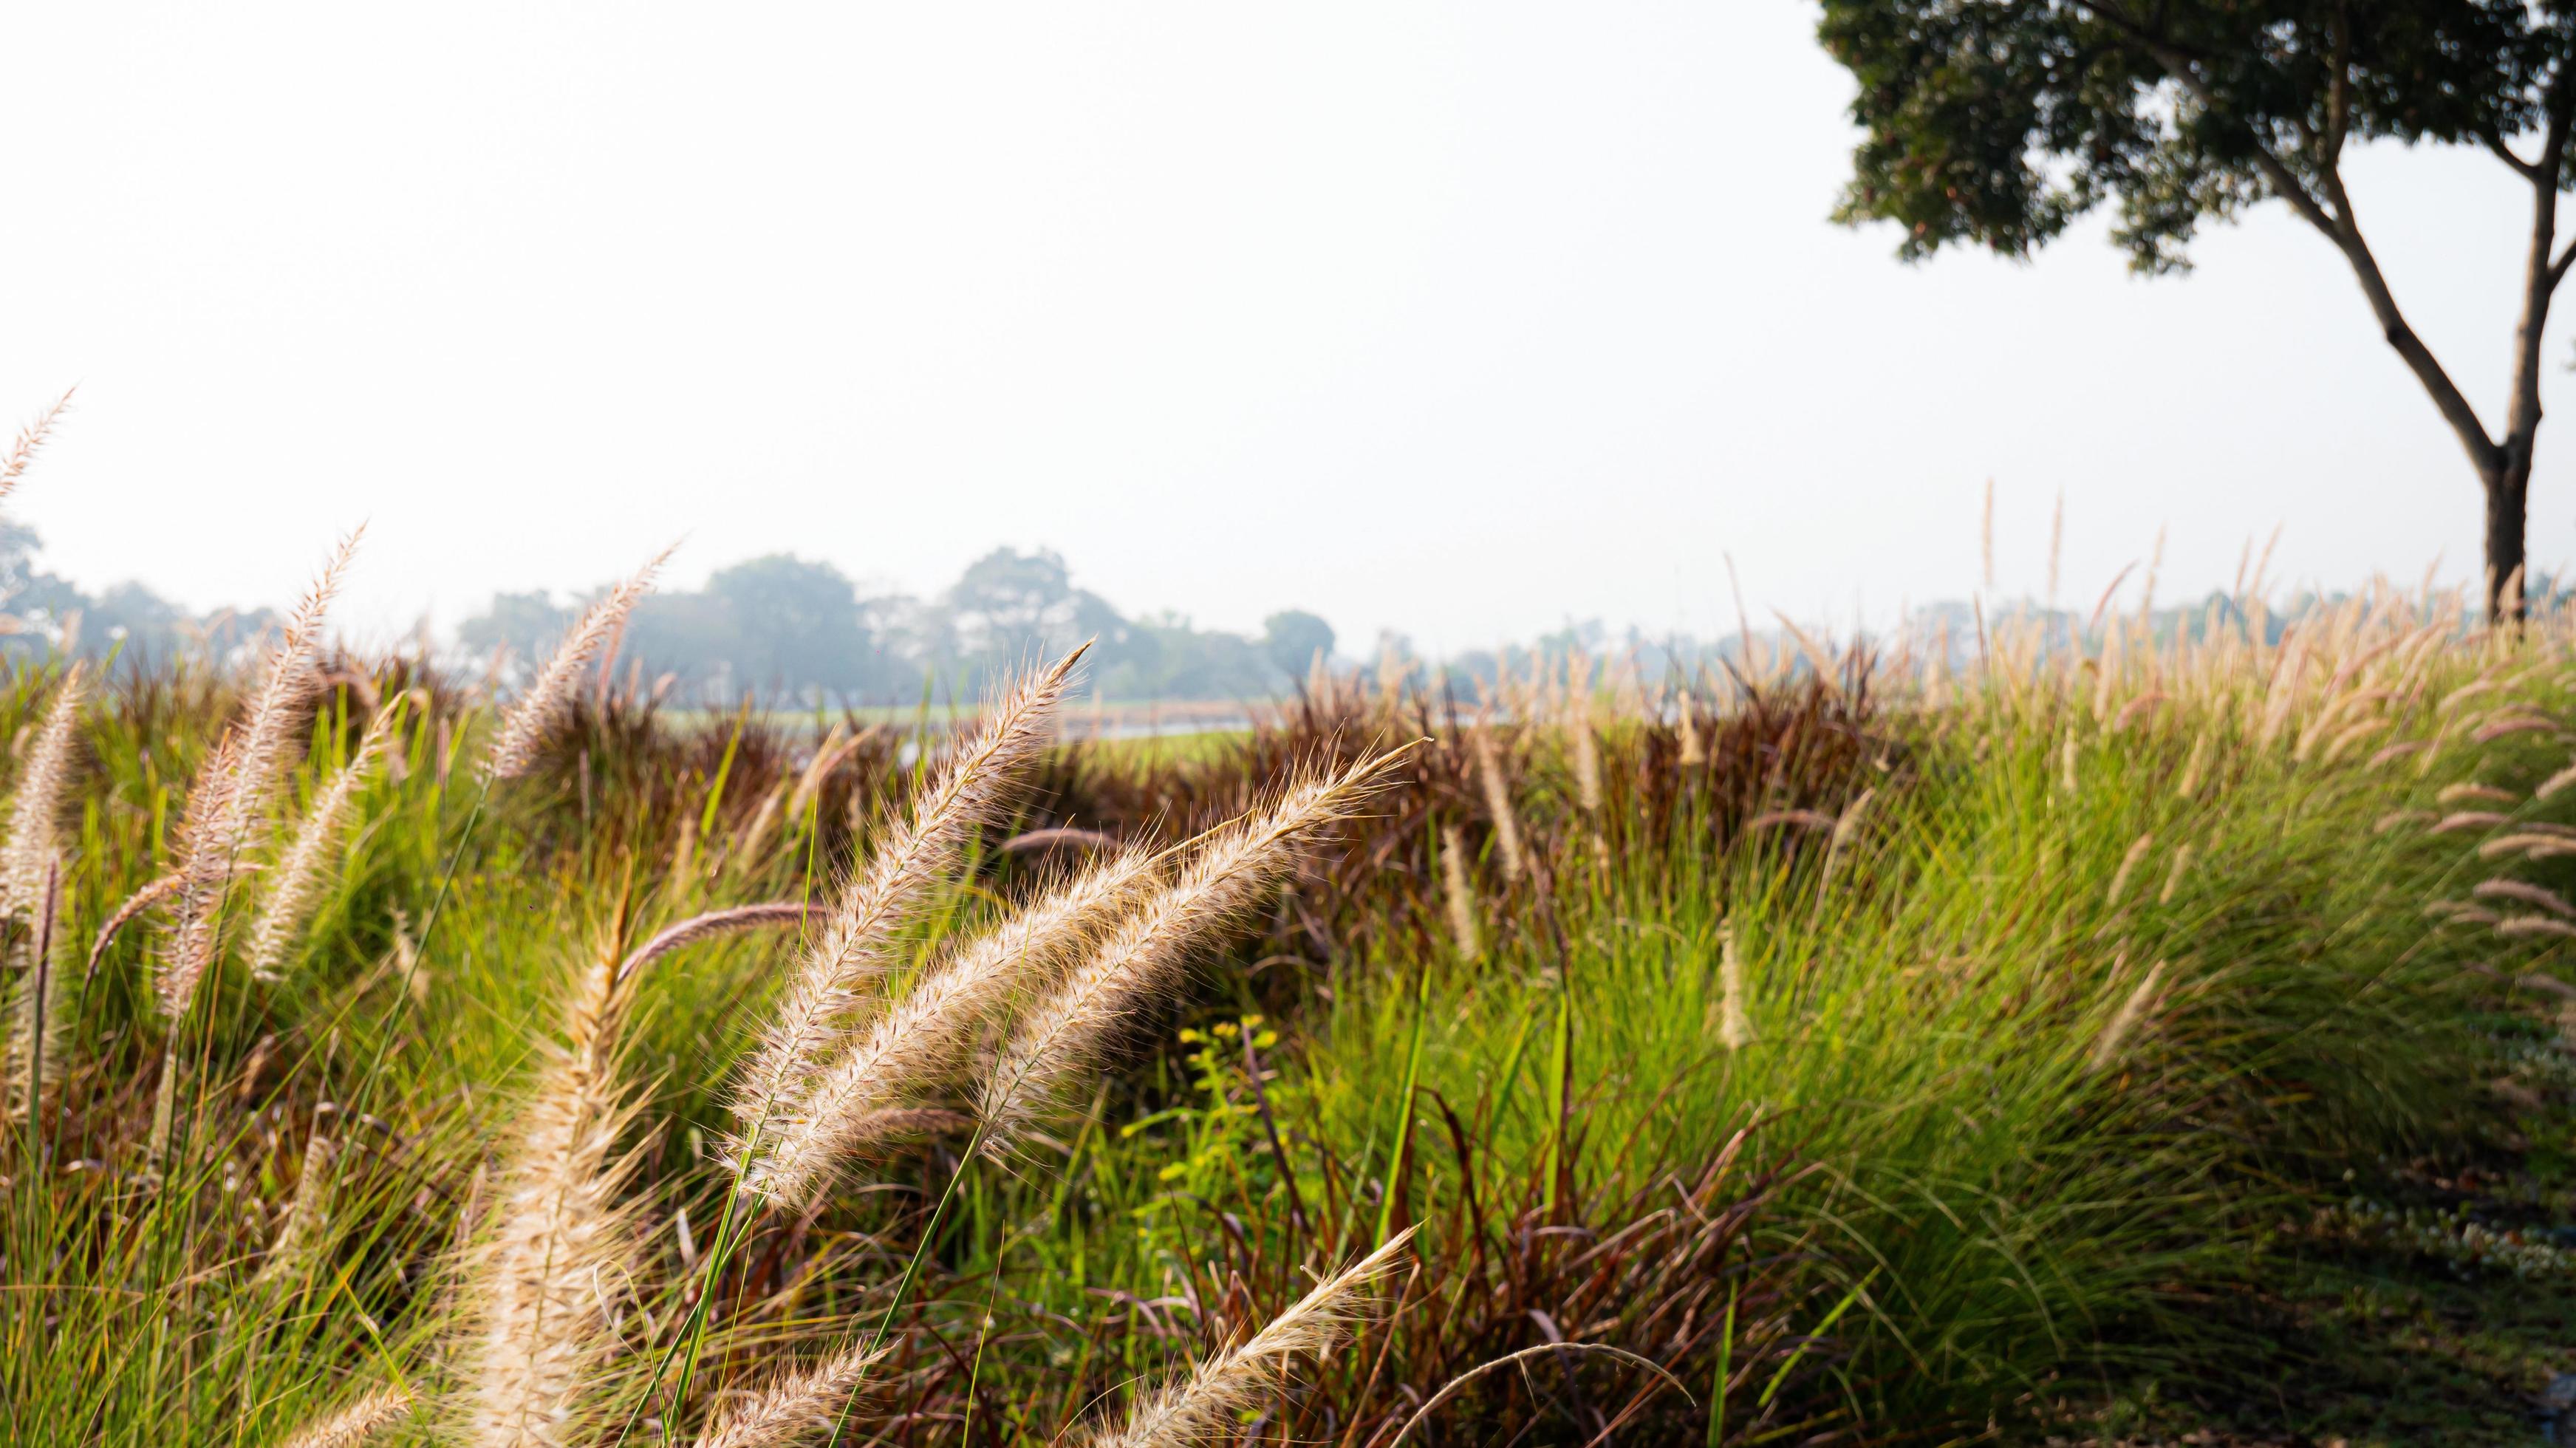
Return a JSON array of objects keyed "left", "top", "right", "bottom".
[
  {"left": 2105, "top": 832, "right": 2154, "bottom": 909},
  {"left": 2088, "top": 959, "right": 2167, "bottom": 1073},
  {"left": 461, "top": 949, "right": 649, "bottom": 1448},
  {"left": 979, "top": 752, "right": 1404, "bottom": 1155},
  {"left": 163, "top": 533, "right": 360, "bottom": 1017},
  {"left": 733, "top": 649, "right": 1085, "bottom": 1152},
  {"left": 694, "top": 1342, "right": 892, "bottom": 1448},
  {"left": 1083, "top": 1229, "right": 1413, "bottom": 1448},
  {"left": 2, "top": 663, "right": 84, "bottom": 916},
  {"left": 745, "top": 847, "right": 1155, "bottom": 1203},
  {"left": 247, "top": 708, "right": 396, "bottom": 983},
  {"left": 1470, "top": 728, "right": 1526, "bottom": 883},
  {"left": 0, "top": 387, "right": 74, "bottom": 505},
  {"left": 276, "top": 1386, "right": 416, "bottom": 1448},
  {"left": 485, "top": 544, "right": 674, "bottom": 782},
  {"left": 1717, "top": 921, "right": 1753, "bottom": 1052},
  {"left": 1439, "top": 824, "right": 1482, "bottom": 963}
]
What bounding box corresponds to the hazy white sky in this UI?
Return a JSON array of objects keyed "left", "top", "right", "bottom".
[{"left": 0, "top": 4, "right": 2563, "bottom": 653}]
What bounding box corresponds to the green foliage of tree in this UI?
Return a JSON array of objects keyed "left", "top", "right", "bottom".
[
  {"left": 1817, "top": 0, "right": 2576, "bottom": 615},
  {"left": 1260, "top": 609, "right": 1336, "bottom": 683}
]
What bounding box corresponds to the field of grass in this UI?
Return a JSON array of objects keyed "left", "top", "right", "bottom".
[{"left": 7, "top": 547, "right": 2576, "bottom": 1447}]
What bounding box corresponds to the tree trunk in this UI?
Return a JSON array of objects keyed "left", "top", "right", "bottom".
[{"left": 2486, "top": 441, "right": 2535, "bottom": 621}]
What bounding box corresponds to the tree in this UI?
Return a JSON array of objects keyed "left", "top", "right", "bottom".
[
  {"left": 1815, "top": 0, "right": 2576, "bottom": 618},
  {"left": 1261, "top": 609, "right": 1336, "bottom": 683},
  {"left": 704, "top": 554, "right": 871, "bottom": 700}
]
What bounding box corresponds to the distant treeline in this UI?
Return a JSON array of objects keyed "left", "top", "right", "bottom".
[
  {"left": 4, "top": 522, "right": 2551, "bottom": 704},
  {"left": 459, "top": 548, "right": 1342, "bottom": 706}
]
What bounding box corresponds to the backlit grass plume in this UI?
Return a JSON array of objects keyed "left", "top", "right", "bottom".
[
  {"left": 732, "top": 646, "right": 1087, "bottom": 1156},
  {"left": 162, "top": 530, "right": 359, "bottom": 1018},
  {"left": 1472, "top": 728, "right": 1526, "bottom": 882},
  {"left": 2, "top": 662, "right": 84, "bottom": 918},
  {"left": 977, "top": 750, "right": 1407, "bottom": 1155},
  {"left": 484, "top": 544, "right": 673, "bottom": 782},
  {"left": 459, "top": 946, "right": 649, "bottom": 1448},
  {"left": 4, "top": 859, "right": 62, "bottom": 1121},
  {"left": 0, "top": 387, "right": 73, "bottom": 505},
  {"left": 247, "top": 706, "right": 396, "bottom": 983},
  {"left": 275, "top": 1386, "right": 416, "bottom": 1448},
  {"left": 1081, "top": 1229, "right": 1413, "bottom": 1448},
  {"left": 691, "top": 1341, "right": 891, "bottom": 1448},
  {"left": 744, "top": 846, "right": 1155, "bottom": 1203}
]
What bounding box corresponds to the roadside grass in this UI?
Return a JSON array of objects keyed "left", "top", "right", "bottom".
[{"left": 7, "top": 574, "right": 2576, "bottom": 1445}]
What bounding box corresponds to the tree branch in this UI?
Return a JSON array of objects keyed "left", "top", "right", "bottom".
[
  {"left": 2071, "top": 0, "right": 2502, "bottom": 475},
  {"left": 2487, "top": 130, "right": 2546, "bottom": 182}
]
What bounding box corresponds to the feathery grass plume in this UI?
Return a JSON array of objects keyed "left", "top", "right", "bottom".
[
  {"left": 256, "top": 1130, "right": 338, "bottom": 1287},
  {"left": 2088, "top": 959, "right": 2167, "bottom": 1074},
  {"left": 2538, "top": 759, "right": 2576, "bottom": 801},
  {"left": 247, "top": 707, "right": 395, "bottom": 983},
  {"left": 2495, "top": 914, "right": 2576, "bottom": 940},
  {"left": 163, "top": 532, "right": 359, "bottom": 1017},
  {"left": 0, "top": 387, "right": 74, "bottom": 506},
  {"left": 1470, "top": 728, "right": 1526, "bottom": 883},
  {"left": 2475, "top": 878, "right": 2576, "bottom": 918},
  {"left": 733, "top": 646, "right": 1087, "bottom": 1150},
  {"left": 2175, "top": 726, "right": 2213, "bottom": 800},
  {"left": 485, "top": 544, "right": 674, "bottom": 782},
  {"left": 1677, "top": 705, "right": 1704, "bottom": 768},
  {"left": 979, "top": 751, "right": 1407, "bottom": 1155},
  {"left": 2, "top": 662, "right": 84, "bottom": 916},
  {"left": 2058, "top": 728, "right": 2079, "bottom": 794},
  {"left": 1716, "top": 920, "right": 1752, "bottom": 1051},
  {"left": 276, "top": 1387, "right": 416, "bottom": 1448},
  {"left": 744, "top": 847, "right": 1154, "bottom": 1203},
  {"left": 2159, "top": 842, "right": 2195, "bottom": 906},
  {"left": 1082, "top": 1229, "right": 1413, "bottom": 1448},
  {"left": 462, "top": 947, "right": 650, "bottom": 1448},
  {"left": 691, "top": 1341, "right": 891, "bottom": 1448},
  {"left": 616, "top": 901, "right": 825, "bottom": 984},
  {"left": 159, "top": 732, "right": 245, "bottom": 1020},
  {"left": 1439, "top": 824, "right": 1482, "bottom": 963},
  {"left": 4, "top": 859, "right": 61, "bottom": 1121},
  {"left": 2105, "top": 832, "right": 2155, "bottom": 909},
  {"left": 1570, "top": 711, "right": 1604, "bottom": 815}
]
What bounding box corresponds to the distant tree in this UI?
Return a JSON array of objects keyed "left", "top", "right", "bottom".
[
  {"left": 1816, "top": 0, "right": 2576, "bottom": 618},
  {"left": 457, "top": 591, "right": 573, "bottom": 672},
  {"left": 945, "top": 547, "right": 1133, "bottom": 678},
  {"left": 703, "top": 554, "right": 872, "bottom": 700},
  {"left": 1261, "top": 609, "right": 1336, "bottom": 683}
]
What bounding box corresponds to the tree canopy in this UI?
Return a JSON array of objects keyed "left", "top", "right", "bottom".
[{"left": 1819, "top": 0, "right": 2576, "bottom": 615}]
